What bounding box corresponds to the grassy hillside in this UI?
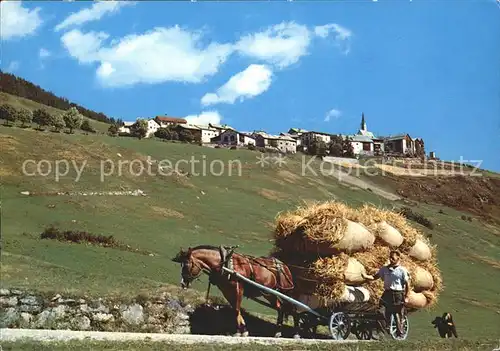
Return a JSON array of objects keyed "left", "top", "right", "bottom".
[
  {"left": 1, "top": 123, "right": 500, "bottom": 341},
  {"left": 0, "top": 92, "right": 111, "bottom": 133}
]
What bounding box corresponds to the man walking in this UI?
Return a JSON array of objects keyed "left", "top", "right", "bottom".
[{"left": 362, "top": 250, "right": 410, "bottom": 336}]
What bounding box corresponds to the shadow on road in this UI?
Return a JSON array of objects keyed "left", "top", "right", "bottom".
[{"left": 189, "top": 303, "right": 309, "bottom": 338}]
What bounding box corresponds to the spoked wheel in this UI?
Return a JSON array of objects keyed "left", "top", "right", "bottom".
[
  {"left": 297, "top": 312, "right": 318, "bottom": 339},
  {"left": 388, "top": 312, "right": 409, "bottom": 340},
  {"left": 328, "top": 312, "right": 351, "bottom": 340},
  {"left": 370, "top": 321, "right": 384, "bottom": 341},
  {"left": 352, "top": 321, "right": 373, "bottom": 340}
]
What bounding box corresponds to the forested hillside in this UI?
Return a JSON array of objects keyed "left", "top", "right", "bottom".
[{"left": 0, "top": 71, "right": 120, "bottom": 125}]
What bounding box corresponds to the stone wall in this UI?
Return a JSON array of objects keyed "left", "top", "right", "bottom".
[{"left": 0, "top": 288, "right": 192, "bottom": 334}]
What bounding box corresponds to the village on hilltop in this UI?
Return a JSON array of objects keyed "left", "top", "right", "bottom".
[{"left": 119, "top": 113, "right": 433, "bottom": 160}]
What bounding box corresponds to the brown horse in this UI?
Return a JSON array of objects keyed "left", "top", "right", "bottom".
[{"left": 171, "top": 245, "right": 301, "bottom": 338}]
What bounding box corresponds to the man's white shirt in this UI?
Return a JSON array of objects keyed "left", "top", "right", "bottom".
[{"left": 377, "top": 265, "right": 410, "bottom": 291}]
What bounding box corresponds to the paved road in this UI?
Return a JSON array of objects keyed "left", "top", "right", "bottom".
[{"left": 0, "top": 328, "right": 369, "bottom": 345}]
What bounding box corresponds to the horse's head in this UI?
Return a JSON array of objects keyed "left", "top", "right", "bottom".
[{"left": 171, "top": 247, "right": 202, "bottom": 289}]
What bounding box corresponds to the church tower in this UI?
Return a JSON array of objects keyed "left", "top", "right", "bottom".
[
  {"left": 356, "top": 112, "right": 374, "bottom": 138},
  {"left": 360, "top": 112, "right": 367, "bottom": 131}
]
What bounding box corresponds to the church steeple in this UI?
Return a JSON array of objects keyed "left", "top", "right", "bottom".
[{"left": 361, "top": 112, "right": 366, "bottom": 131}]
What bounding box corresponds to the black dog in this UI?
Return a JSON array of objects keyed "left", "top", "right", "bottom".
[{"left": 431, "top": 312, "right": 458, "bottom": 338}]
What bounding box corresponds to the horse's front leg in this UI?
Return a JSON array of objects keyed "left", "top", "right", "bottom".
[
  {"left": 218, "top": 282, "right": 241, "bottom": 337},
  {"left": 275, "top": 306, "right": 284, "bottom": 338},
  {"left": 235, "top": 282, "right": 248, "bottom": 337},
  {"left": 292, "top": 309, "right": 301, "bottom": 339}
]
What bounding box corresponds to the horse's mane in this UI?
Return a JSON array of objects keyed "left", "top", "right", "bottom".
[
  {"left": 190, "top": 245, "right": 220, "bottom": 251},
  {"left": 172, "top": 245, "right": 221, "bottom": 262}
]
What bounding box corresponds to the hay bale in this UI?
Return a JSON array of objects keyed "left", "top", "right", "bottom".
[
  {"left": 288, "top": 265, "right": 320, "bottom": 295},
  {"left": 269, "top": 201, "right": 443, "bottom": 310},
  {"left": 397, "top": 255, "right": 434, "bottom": 292},
  {"left": 315, "top": 280, "right": 346, "bottom": 303},
  {"left": 352, "top": 245, "right": 391, "bottom": 275},
  {"left": 375, "top": 221, "right": 404, "bottom": 247},
  {"left": 332, "top": 220, "right": 376, "bottom": 253},
  {"left": 296, "top": 286, "right": 371, "bottom": 311},
  {"left": 274, "top": 213, "right": 305, "bottom": 238},
  {"left": 341, "top": 286, "right": 371, "bottom": 303},
  {"left": 310, "top": 254, "right": 349, "bottom": 300},
  {"left": 406, "top": 291, "right": 428, "bottom": 309},
  {"left": 409, "top": 238, "right": 432, "bottom": 261},
  {"left": 284, "top": 220, "right": 375, "bottom": 256},
  {"left": 354, "top": 204, "right": 419, "bottom": 250},
  {"left": 420, "top": 259, "right": 444, "bottom": 298},
  {"left": 363, "top": 278, "right": 385, "bottom": 304},
  {"left": 302, "top": 210, "right": 349, "bottom": 244},
  {"left": 343, "top": 257, "right": 367, "bottom": 285},
  {"left": 412, "top": 266, "right": 434, "bottom": 291},
  {"left": 421, "top": 290, "right": 438, "bottom": 308}
]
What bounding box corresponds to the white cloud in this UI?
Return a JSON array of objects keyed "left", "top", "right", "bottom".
[
  {"left": 61, "top": 30, "right": 109, "bottom": 64},
  {"left": 55, "top": 1, "right": 134, "bottom": 32},
  {"left": 60, "top": 27, "right": 233, "bottom": 87},
  {"left": 324, "top": 109, "right": 341, "bottom": 122},
  {"left": 6, "top": 61, "right": 20, "bottom": 72},
  {"left": 314, "top": 24, "right": 350, "bottom": 39},
  {"left": 201, "top": 64, "right": 273, "bottom": 106},
  {"left": 39, "top": 48, "right": 51, "bottom": 58},
  {"left": 0, "top": 1, "right": 43, "bottom": 41},
  {"left": 314, "top": 23, "right": 352, "bottom": 54},
  {"left": 234, "top": 22, "right": 311, "bottom": 69},
  {"left": 59, "top": 21, "right": 352, "bottom": 88},
  {"left": 185, "top": 111, "right": 222, "bottom": 126}
]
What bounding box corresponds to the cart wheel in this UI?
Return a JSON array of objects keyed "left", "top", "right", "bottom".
[
  {"left": 353, "top": 321, "right": 373, "bottom": 340},
  {"left": 328, "top": 312, "right": 351, "bottom": 340},
  {"left": 389, "top": 312, "right": 409, "bottom": 340},
  {"left": 297, "top": 312, "right": 317, "bottom": 339}
]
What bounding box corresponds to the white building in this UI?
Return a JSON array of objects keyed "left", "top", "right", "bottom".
[
  {"left": 208, "top": 123, "right": 235, "bottom": 135},
  {"left": 349, "top": 135, "right": 374, "bottom": 155},
  {"left": 276, "top": 135, "right": 297, "bottom": 153},
  {"left": 212, "top": 129, "right": 255, "bottom": 146},
  {"left": 154, "top": 116, "right": 188, "bottom": 127},
  {"left": 287, "top": 128, "right": 308, "bottom": 147},
  {"left": 253, "top": 132, "right": 297, "bottom": 153},
  {"left": 281, "top": 131, "right": 302, "bottom": 147},
  {"left": 146, "top": 119, "right": 160, "bottom": 138},
  {"left": 383, "top": 134, "right": 417, "bottom": 155},
  {"left": 194, "top": 125, "right": 219, "bottom": 143},
  {"left": 299, "top": 131, "right": 333, "bottom": 153},
  {"left": 118, "top": 121, "right": 135, "bottom": 134}
]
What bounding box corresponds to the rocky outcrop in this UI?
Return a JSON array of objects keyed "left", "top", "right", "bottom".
[{"left": 0, "top": 288, "right": 192, "bottom": 334}]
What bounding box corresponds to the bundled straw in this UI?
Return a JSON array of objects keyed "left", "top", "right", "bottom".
[
  {"left": 353, "top": 204, "right": 420, "bottom": 250},
  {"left": 270, "top": 200, "right": 443, "bottom": 311}
]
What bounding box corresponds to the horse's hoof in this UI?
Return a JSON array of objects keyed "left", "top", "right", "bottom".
[
  {"left": 293, "top": 333, "right": 301, "bottom": 339},
  {"left": 274, "top": 332, "right": 282, "bottom": 338},
  {"left": 241, "top": 331, "right": 249, "bottom": 337},
  {"left": 232, "top": 332, "right": 241, "bottom": 337}
]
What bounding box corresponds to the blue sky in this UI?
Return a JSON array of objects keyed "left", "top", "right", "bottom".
[{"left": 1, "top": 0, "right": 499, "bottom": 172}]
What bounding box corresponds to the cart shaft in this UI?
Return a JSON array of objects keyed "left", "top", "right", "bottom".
[{"left": 222, "top": 266, "right": 324, "bottom": 319}]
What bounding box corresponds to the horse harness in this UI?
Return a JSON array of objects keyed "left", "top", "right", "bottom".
[
  {"left": 185, "top": 246, "right": 294, "bottom": 303},
  {"left": 218, "top": 246, "right": 293, "bottom": 291}
]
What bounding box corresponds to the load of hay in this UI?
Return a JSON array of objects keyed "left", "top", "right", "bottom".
[{"left": 271, "top": 200, "right": 443, "bottom": 312}]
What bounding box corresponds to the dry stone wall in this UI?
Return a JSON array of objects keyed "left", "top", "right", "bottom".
[{"left": 0, "top": 288, "right": 192, "bottom": 334}]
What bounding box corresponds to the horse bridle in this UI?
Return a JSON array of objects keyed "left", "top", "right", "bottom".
[{"left": 181, "top": 256, "right": 209, "bottom": 286}]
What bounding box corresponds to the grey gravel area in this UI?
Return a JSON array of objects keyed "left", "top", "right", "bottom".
[{"left": 0, "top": 328, "right": 368, "bottom": 345}]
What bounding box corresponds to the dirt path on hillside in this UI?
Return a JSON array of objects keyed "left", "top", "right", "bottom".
[
  {"left": 0, "top": 328, "right": 367, "bottom": 346},
  {"left": 315, "top": 159, "right": 401, "bottom": 201},
  {"left": 330, "top": 168, "right": 401, "bottom": 201}
]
